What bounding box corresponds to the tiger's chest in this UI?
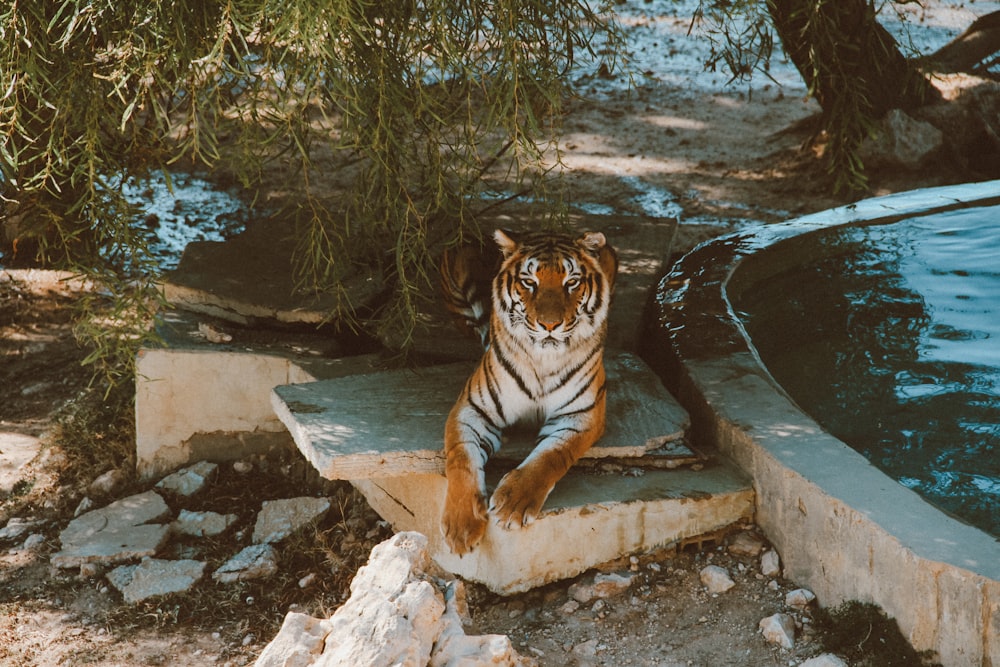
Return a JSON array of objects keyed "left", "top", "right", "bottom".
[{"left": 485, "top": 337, "right": 602, "bottom": 426}]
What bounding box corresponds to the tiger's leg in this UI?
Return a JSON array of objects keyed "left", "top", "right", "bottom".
[
  {"left": 441, "top": 403, "right": 498, "bottom": 555},
  {"left": 489, "top": 393, "right": 606, "bottom": 529}
]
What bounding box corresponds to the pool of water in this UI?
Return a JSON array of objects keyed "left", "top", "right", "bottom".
[{"left": 734, "top": 205, "right": 1000, "bottom": 537}]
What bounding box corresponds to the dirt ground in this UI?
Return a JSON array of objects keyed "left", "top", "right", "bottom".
[{"left": 0, "top": 2, "right": 989, "bottom": 666}]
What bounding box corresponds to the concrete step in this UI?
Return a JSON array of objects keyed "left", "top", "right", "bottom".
[
  {"left": 271, "top": 350, "right": 754, "bottom": 594},
  {"left": 270, "top": 350, "right": 691, "bottom": 479},
  {"left": 355, "top": 463, "right": 753, "bottom": 594}
]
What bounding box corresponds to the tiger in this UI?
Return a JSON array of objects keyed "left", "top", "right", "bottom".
[{"left": 439, "top": 229, "right": 618, "bottom": 555}]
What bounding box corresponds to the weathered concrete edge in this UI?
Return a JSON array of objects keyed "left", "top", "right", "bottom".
[
  {"left": 135, "top": 347, "right": 381, "bottom": 478},
  {"left": 353, "top": 471, "right": 755, "bottom": 595},
  {"left": 677, "top": 356, "right": 999, "bottom": 666},
  {"left": 649, "top": 181, "right": 1000, "bottom": 667}
]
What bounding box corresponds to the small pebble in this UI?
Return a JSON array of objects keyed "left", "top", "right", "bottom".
[
  {"left": 761, "top": 549, "right": 781, "bottom": 577},
  {"left": 699, "top": 565, "right": 736, "bottom": 594},
  {"left": 785, "top": 588, "right": 816, "bottom": 609},
  {"left": 759, "top": 613, "right": 796, "bottom": 649}
]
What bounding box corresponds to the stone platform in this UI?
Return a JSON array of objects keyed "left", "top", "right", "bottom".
[{"left": 271, "top": 351, "right": 755, "bottom": 594}]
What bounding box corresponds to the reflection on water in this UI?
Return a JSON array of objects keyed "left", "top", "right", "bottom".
[
  {"left": 735, "top": 206, "right": 1000, "bottom": 537},
  {"left": 124, "top": 172, "right": 250, "bottom": 270}
]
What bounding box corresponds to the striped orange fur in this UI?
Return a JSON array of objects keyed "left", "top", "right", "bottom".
[{"left": 439, "top": 229, "right": 617, "bottom": 555}]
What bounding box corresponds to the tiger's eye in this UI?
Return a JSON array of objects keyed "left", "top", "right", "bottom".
[
  {"left": 520, "top": 277, "right": 536, "bottom": 290},
  {"left": 565, "top": 277, "right": 581, "bottom": 290}
]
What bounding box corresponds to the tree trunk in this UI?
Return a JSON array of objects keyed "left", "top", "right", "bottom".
[
  {"left": 766, "top": 0, "right": 939, "bottom": 119},
  {"left": 924, "top": 10, "right": 1000, "bottom": 75}
]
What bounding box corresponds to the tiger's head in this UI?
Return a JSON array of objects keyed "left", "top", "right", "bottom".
[{"left": 492, "top": 229, "right": 617, "bottom": 351}]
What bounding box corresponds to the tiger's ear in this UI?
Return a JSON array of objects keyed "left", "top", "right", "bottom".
[
  {"left": 493, "top": 229, "right": 519, "bottom": 259},
  {"left": 578, "top": 231, "right": 618, "bottom": 286},
  {"left": 576, "top": 231, "right": 606, "bottom": 253}
]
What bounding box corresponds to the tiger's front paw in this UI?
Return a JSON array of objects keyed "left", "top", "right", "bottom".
[
  {"left": 441, "top": 480, "right": 488, "bottom": 556},
  {"left": 489, "top": 467, "right": 552, "bottom": 530}
]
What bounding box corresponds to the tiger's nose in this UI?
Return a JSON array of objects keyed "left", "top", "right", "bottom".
[{"left": 538, "top": 316, "right": 560, "bottom": 332}]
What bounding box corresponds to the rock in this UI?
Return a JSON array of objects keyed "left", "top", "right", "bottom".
[
  {"left": 759, "top": 613, "right": 796, "bottom": 649},
  {"left": 74, "top": 497, "right": 95, "bottom": 517},
  {"left": 253, "top": 532, "right": 535, "bottom": 667},
  {"left": 88, "top": 469, "right": 124, "bottom": 496},
  {"left": 254, "top": 612, "right": 333, "bottom": 667},
  {"left": 800, "top": 654, "right": 848, "bottom": 667},
  {"left": 155, "top": 461, "right": 218, "bottom": 496},
  {"left": 859, "top": 108, "right": 943, "bottom": 169},
  {"left": 52, "top": 491, "right": 171, "bottom": 569},
  {"left": 560, "top": 600, "right": 580, "bottom": 615},
  {"left": 727, "top": 531, "right": 765, "bottom": 557},
  {"left": 79, "top": 562, "right": 102, "bottom": 579},
  {"left": 107, "top": 558, "right": 207, "bottom": 604},
  {"left": 572, "top": 638, "right": 599, "bottom": 657},
  {"left": 172, "top": 509, "right": 239, "bottom": 537},
  {"left": 198, "top": 321, "right": 232, "bottom": 343},
  {"left": 0, "top": 517, "right": 44, "bottom": 545},
  {"left": 568, "top": 572, "right": 634, "bottom": 603},
  {"left": 214, "top": 544, "right": 279, "bottom": 583},
  {"left": 21, "top": 533, "right": 45, "bottom": 551},
  {"left": 252, "top": 497, "right": 330, "bottom": 544},
  {"left": 760, "top": 549, "right": 781, "bottom": 577},
  {"left": 432, "top": 579, "right": 530, "bottom": 667},
  {"left": 699, "top": 565, "right": 736, "bottom": 594},
  {"left": 233, "top": 460, "right": 253, "bottom": 474},
  {"left": 785, "top": 588, "right": 816, "bottom": 609}
]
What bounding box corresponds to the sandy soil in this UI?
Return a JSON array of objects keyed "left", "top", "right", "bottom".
[{"left": 0, "top": 2, "right": 989, "bottom": 665}]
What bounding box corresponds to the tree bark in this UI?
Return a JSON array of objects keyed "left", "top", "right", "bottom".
[
  {"left": 924, "top": 10, "right": 1000, "bottom": 75},
  {"left": 766, "top": 0, "right": 939, "bottom": 119}
]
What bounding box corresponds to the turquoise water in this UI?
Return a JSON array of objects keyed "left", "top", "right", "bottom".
[{"left": 735, "top": 206, "right": 1000, "bottom": 538}]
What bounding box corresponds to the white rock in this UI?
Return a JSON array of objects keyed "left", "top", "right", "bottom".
[
  {"left": 156, "top": 461, "right": 218, "bottom": 496},
  {"left": 253, "top": 532, "right": 535, "bottom": 667},
  {"left": 759, "top": 613, "right": 796, "bottom": 649},
  {"left": 254, "top": 612, "right": 333, "bottom": 667},
  {"left": 785, "top": 588, "right": 816, "bottom": 609},
  {"left": 699, "top": 565, "right": 736, "bottom": 594},
  {"left": 214, "top": 544, "right": 279, "bottom": 583},
  {"left": 252, "top": 497, "right": 330, "bottom": 544},
  {"left": 800, "top": 654, "right": 848, "bottom": 667},
  {"left": 760, "top": 549, "right": 781, "bottom": 578}
]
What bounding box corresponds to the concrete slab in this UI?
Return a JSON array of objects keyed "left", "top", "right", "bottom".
[
  {"left": 354, "top": 462, "right": 753, "bottom": 594},
  {"left": 164, "top": 218, "right": 382, "bottom": 326},
  {"left": 135, "top": 311, "right": 385, "bottom": 478},
  {"left": 271, "top": 350, "right": 690, "bottom": 480}
]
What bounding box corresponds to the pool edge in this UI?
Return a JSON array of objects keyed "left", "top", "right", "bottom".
[{"left": 646, "top": 180, "right": 1000, "bottom": 667}]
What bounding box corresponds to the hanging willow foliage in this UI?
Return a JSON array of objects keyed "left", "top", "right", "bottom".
[{"left": 0, "top": 0, "right": 622, "bottom": 382}]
